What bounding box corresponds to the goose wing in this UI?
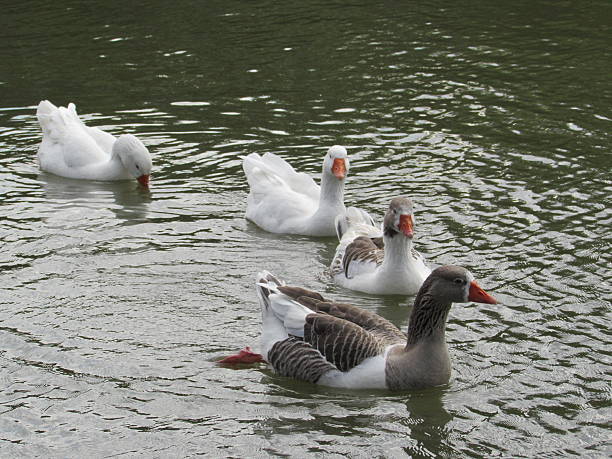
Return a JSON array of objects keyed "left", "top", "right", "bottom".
[
  {"left": 278, "top": 285, "right": 406, "bottom": 343},
  {"left": 340, "top": 236, "right": 385, "bottom": 279},
  {"left": 243, "top": 152, "right": 320, "bottom": 201},
  {"left": 267, "top": 313, "right": 387, "bottom": 381},
  {"left": 64, "top": 103, "right": 116, "bottom": 154}
]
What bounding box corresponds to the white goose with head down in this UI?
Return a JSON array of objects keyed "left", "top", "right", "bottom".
[{"left": 36, "top": 100, "right": 152, "bottom": 186}]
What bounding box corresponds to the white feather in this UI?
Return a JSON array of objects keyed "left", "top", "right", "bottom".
[
  {"left": 256, "top": 271, "right": 312, "bottom": 358},
  {"left": 243, "top": 146, "right": 349, "bottom": 236},
  {"left": 318, "top": 345, "right": 399, "bottom": 389},
  {"left": 36, "top": 100, "right": 152, "bottom": 182},
  {"left": 268, "top": 293, "right": 311, "bottom": 338}
]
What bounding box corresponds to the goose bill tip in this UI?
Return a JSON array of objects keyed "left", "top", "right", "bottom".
[
  {"left": 468, "top": 281, "right": 497, "bottom": 304},
  {"left": 399, "top": 214, "right": 414, "bottom": 238},
  {"left": 137, "top": 174, "right": 150, "bottom": 187},
  {"left": 332, "top": 158, "right": 346, "bottom": 179}
]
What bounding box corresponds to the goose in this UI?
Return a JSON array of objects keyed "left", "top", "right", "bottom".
[
  {"left": 36, "top": 100, "right": 152, "bottom": 186},
  {"left": 330, "top": 197, "right": 431, "bottom": 295},
  {"left": 242, "top": 146, "right": 349, "bottom": 236},
  {"left": 219, "top": 266, "right": 497, "bottom": 390}
]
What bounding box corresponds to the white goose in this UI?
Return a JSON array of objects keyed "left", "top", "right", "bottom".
[
  {"left": 36, "top": 100, "right": 152, "bottom": 186},
  {"left": 242, "top": 146, "right": 349, "bottom": 236},
  {"left": 330, "top": 197, "right": 431, "bottom": 295},
  {"left": 219, "top": 266, "right": 498, "bottom": 390}
]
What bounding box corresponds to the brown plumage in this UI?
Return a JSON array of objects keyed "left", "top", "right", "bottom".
[
  {"left": 254, "top": 266, "right": 498, "bottom": 390},
  {"left": 341, "top": 236, "right": 385, "bottom": 278},
  {"left": 304, "top": 314, "right": 386, "bottom": 372},
  {"left": 278, "top": 285, "right": 406, "bottom": 343}
]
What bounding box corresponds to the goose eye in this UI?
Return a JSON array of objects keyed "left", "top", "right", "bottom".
[{"left": 454, "top": 278, "right": 464, "bottom": 285}]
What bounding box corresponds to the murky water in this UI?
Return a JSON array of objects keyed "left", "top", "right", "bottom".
[{"left": 1, "top": 1, "right": 610, "bottom": 457}]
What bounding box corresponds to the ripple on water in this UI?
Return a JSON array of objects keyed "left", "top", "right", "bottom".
[{"left": 1, "top": 1, "right": 611, "bottom": 456}]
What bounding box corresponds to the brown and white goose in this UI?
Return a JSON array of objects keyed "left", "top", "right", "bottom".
[
  {"left": 330, "top": 197, "right": 431, "bottom": 295},
  {"left": 220, "top": 266, "right": 497, "bottom": 390}
]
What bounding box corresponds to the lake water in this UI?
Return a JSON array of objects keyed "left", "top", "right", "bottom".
[{"left": 1, "top": 1, "right": 610, "bottom": 457}]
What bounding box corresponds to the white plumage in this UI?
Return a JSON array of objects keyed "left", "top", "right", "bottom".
[
  {"left": 36, "top": 100, "right": 152, "bottom": 185},
  {"left": 243, "top": 146, "right": 349, "bottom": 236}
]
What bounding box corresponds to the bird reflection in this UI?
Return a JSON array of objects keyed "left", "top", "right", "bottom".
[
  {"left": 39, "top": 173, "right": 152, "bottom": 224},
  {"left": 402, "top": 388, "right": 454, "bottom": 457},
  {"left": 253, "top": 377, "right": 454, "bottom": 457}
]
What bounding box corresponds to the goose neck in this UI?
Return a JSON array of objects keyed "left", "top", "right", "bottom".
[
  {"left": 405, "top": 293, "right": 452, "bottom": 346},
  {"left": 318, "top": 172, "right": 345, "bottom": 209},
  {"left": 380, "top": 229, "right": 413, "bottom": 270}
]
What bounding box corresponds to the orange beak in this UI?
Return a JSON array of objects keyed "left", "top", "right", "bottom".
[
  {"left": 399, "top": 214, "right": 414, "bottom": 238},
  {"left": 331, "top": 158, "right": 346, "bottom": 180},
  {"left": 468, "top": 281, "right": 497, "bottom": 304},
  {"left": 137, "top": 174, "right": 150, "bottom": 187}
]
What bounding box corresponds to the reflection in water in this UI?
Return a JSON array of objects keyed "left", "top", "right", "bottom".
[
  {"left": 404, "top": 389, "right": 454, "bottom": 457},
  {"left": 0, "top": 0, "right": 610, "bottom": 456},
  {"left": 251, "top": 378, "right": 454, "bottom": 457},
  {"left": 40, "top": 173, "right": 152, "bottom": 223}
]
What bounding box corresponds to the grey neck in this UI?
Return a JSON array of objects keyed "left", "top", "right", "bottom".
[{"left": 405, "top": 291, "right": 452, "bottom": 346}]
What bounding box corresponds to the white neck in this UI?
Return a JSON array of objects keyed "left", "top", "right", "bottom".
[
  {"left": 99, "top": 154, "right": 131, "bottom": 180},
  {"left": 71, "top": 150, "right": 130, "bottom": 181},
  {"left": 379, "top": 230, "right": 413, "bottom": 272},
  {"left": 111, "top": 141, "right": 129, "bottom": 162},
  {"left": 319, "top": 171, "right": 344, "bottom": 206},
  {"left": 302, "top": 171, "right": 346, "bottom": 236},
  {"left": 313, "top": 171, "right": 345, "bottom": 219}
]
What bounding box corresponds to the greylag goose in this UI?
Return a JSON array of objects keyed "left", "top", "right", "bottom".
[
  {"left": 242, "top": 145, "right": 349, "bottom": 236},
  {"left": 331, "top": 197, "right": 431, "bottom": 295},
  {"left": 36, "top": 100, "right": 152, "bottom": 186},
  {"left": 220, "top": 265, "right": 497, "bottom": 390}
]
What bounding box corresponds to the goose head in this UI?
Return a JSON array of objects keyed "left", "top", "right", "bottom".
[
  {"left": 113, "top": 134, "right": 153, "bottom": 186},
  {"left": 426, "top": 265, "right": 498, "bottom": 305},
  {"left": 406, "top": 265, "right": 497, "bottom": 345},
  {"left": 383, "top": 196, "right": 415, "bottom": 239},
  {"left": 322, "top": 145, "right": 349, "bottom": 180}
]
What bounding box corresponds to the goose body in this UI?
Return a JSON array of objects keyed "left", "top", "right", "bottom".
[
  {"left": 221, "top": 266, "right": 497, "bottom": 390},
  {"left": 36, "top": 100, "right": 152, "bottom": 185},
  {"left": 331, "top": 197, "right": 431, "bottom": 295},
  {"left": 242, "top": 146, "right": 349, "bottom": 236}
]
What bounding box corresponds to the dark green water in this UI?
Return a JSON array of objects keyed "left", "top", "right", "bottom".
[{"left": 1, "top": 1, "right": 610, "bottom": 457}]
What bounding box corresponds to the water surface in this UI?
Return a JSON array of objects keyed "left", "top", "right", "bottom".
[{"left": 1, "top": 1, "right": 610, "bottom": 457}]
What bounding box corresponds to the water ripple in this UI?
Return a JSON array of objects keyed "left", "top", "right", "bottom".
[{"left": 0, "top": 0, "right": 610, "bottom": 457}]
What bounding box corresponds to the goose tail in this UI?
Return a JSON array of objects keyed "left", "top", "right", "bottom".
[
  {"left": 36, "top": 100, "right": 82, "bottom": 140},
  {"left": 335, "top": 206, "right": 375, "bottom": 240},
  {"left": 255, "top": 270, "right": 284, "bottom": 311},
  {"left": 36, "top": 100, "right": 59, "bottom": 133}
]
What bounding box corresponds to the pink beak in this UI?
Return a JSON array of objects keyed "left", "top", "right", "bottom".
[
  {"left": 468, "top": 281, "right": 497, "bottom": 304},
  {"left": 137, "top": 174, "right": 150, "bottom": 187},
  {"left": 399, "top": 214, "right": 414, "bottom": 238}
]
